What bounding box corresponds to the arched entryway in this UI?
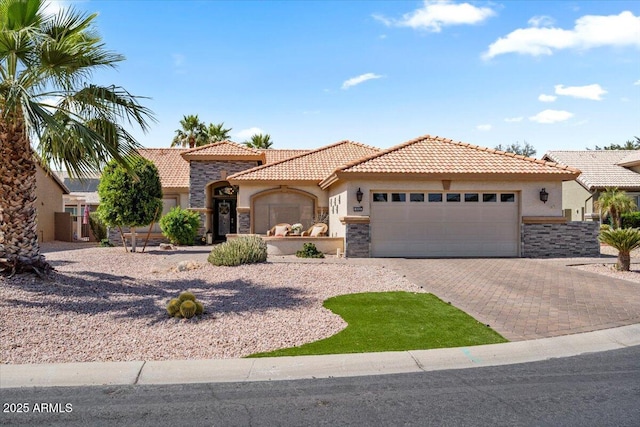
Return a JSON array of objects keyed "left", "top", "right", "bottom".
[{"left": 208, "top": 182, "right": 237, "bottom": 241}]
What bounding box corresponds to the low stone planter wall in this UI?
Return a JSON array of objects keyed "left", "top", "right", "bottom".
[
  {"left": 227, "top": 234, "right": 345, "bottom": 256},
  {"left": 521, "top": 221, "right": 600, "bottom": 258}
]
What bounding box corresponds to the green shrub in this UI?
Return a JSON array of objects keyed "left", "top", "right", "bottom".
[
  {"left": 621, "top": 212, "right": 640, "bottom": 229},
  {"left": 208, "top": 236, "right": 267, "bottom": 266},
  {"left": 159, "top": 207, "right": 201, "bottom": 245},
  {"left": 89, "top": 212, "right": 108, "bottom": 242},
  {"left": 296, "top": 242, "right": 325, "bottom": 258},
  {"left": 99, "top": 238, "right": 113, "bottom": 247}
]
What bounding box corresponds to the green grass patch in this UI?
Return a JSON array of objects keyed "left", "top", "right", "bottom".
[{"left": 248, "top": 291, "right": 507, "bottom": 358}]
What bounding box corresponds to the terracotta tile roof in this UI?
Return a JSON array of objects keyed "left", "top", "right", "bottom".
[
  {"left": 332, "top": 135, "right": 579, "bottom": 176},
  {"left": 228, "top": 141, "right": 380, "bottom": 182},
  {"left": 138, "top": 148, "right": 190, "bottom": 189},
  {"left": 181, "top": 140, "right": 264, "bottom": 160},
  {"left": 262, "top": 149, "right": 311, "bottom": 164},
  {"left": 544, "top": 150, "right": 640, "bottom": 191}
]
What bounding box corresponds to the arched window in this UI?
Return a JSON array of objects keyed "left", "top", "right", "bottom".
[{"left": 252, "top": 189, "right": 315, "bottom": 234}]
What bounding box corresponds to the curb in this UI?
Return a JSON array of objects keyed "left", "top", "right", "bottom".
[{"left": 2, "top": 324, "right": 639, "bottom": 389}]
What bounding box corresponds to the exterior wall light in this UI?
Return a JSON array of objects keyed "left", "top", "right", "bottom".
[
  {"left": 356, "top": 188, "right": 363, "bottom": 203},
  {"left": 539, "top": 188, "right": 549, "bottom": 203}
]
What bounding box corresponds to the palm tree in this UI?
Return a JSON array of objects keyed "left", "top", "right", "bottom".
[
  {"left": 598, "top": 228, "right": 640, "bottom": 271},
  {"left": 0, "top": 0, "right": 154, "bottom": 275},
  {"left": 244, "top": 133, "right": 273, "bottom": 149},
  {"left": 595, "top": 188, "right": 637, "bottom": 228},
  {"left": 206, "top": 122, "right": 232, "bottom": 143},
  {"left": 171, "top": 115, "right": 207, "bottom": 148}
]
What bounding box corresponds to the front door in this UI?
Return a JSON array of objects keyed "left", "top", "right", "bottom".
[{"left": 214, "top": 199, "right": 236, "bottom": 241}]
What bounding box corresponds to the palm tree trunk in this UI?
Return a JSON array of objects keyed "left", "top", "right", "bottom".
[
  {"left": 617, "top": 251, "right": 631, "bottom": 272},
  {"left": 0, "top": 112, "right": 50, "bottom": 275}
]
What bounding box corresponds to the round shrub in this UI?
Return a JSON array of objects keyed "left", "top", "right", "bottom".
[
  {"left": 180, "top": 300, "right": 197, "bottom": 319},
  {"left": 208, "top": 236, "right": 267, "bottom": 266},
  {"left": 159, "top": 207, "right": 201, "bottom": 246},
  {"left": 296, "top": 242, "right": 325, "bottom": 258}
]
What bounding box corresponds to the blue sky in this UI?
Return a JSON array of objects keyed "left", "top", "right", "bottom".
[{"left": 51, "top": 1, "right": 639, "bottom": 156}]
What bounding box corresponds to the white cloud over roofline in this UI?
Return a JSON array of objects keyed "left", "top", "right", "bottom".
[
  {"left": 476, "top": 124, "right": 492, "bottom": 131},
  {"left": 373, "top": 0, "right": 495, "bottom": 33},
  {"left": 483, "top": 11, "right": 640, "bottom": 60},
  {"left": 235, "top": 127, "right": 265, "bottom": 140},
  {"left": 341, "top": 73, "right": 383, "bottom": 90},
  {"left": 504, "top": 117, "right": 523, "bottom": 123},
  {"left": 538, "top": 94, "right": 557, "bottom": 102},
  {"left": 554, "top": 84, "right": 607, "bottom": 100},
  {"left": 529, "top": 109, "right": 574, "bottom": 124}
]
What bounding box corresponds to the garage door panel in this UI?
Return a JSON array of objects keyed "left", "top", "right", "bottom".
[{"left": 371, "top": 193, "right": 518, "bottom": 257}]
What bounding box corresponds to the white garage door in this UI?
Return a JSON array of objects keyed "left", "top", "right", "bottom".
[{"left": 370, "top": 191, "right": 519, "bottom": 257}]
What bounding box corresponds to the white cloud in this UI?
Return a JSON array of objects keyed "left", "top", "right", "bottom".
[
  {"left": 634, "top": 79, "right": 640, "bottom": 86},
  {"left": 235, "top": 127, "right": 265, "bottom": 140},
  {"left": 476, "top": 124, "right": 492, "bottom": 131},
  {"left": 504, "top": 117, "right": 523, "bottom": 122},
  {"left": 341, "top": 73, "right": 383, "bottom": 90},
  {"left": 374, "top": 0, "right": 495, "bottom": 33},
  {"left": 538, "top": 94, "right": 557, "bottom": 102},
  {"left": 554, "top": 84, "right": 607, "bottom": 100},
  {"left": 42, "top": 0, "right": 67, "bottom": 16},
  {"left": 529, "top": 109, "right": 574, "bottom": 124},
  {"left": 528, "top": 15, "right": 555, "bottom": 28},
  {"left": 483, "top": 11, "right": 640, "bottom": 59}
]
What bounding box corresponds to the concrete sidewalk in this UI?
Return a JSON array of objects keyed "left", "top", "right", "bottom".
[{"left": 2, "top": 324, "right": 639, "bottom": 389}]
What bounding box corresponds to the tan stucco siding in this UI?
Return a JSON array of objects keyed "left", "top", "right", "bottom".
[
  {"left": 328, "top": 182, "right": 348, "bottom": 238},
  {"left": 35, "top": 164, "right": 65, "bottom": 242},
  {"left": 237, "top": 183, "right": 328, "bottom": 208},
  {"left": 561, "top": 180, "right": 593, "bottom": 221}
]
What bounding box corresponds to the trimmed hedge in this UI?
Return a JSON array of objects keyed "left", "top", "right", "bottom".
[{"left": 621, "top": 212, "right": 640, "bottom": 229}]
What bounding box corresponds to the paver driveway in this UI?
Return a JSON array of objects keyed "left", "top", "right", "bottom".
[{"left": 369, "top": 258, "right": 640, "bottom": 341}]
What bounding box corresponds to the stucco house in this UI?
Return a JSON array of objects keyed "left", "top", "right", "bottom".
[
  {"left": 35, "top": 164, "right": 69, "bottom": 242},
  {"left": 135, "top": 135, "right": 599, "bottom": 258},
  {"left": 542, "top": 150, "right": 640, "bottom": 221}
]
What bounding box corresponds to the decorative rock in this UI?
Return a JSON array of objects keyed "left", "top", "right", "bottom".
[{"left": 159, "top": 243, "right": 174, "bottom": 250}]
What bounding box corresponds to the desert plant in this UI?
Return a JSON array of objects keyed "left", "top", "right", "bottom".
[
  {"left": 621, "top": 212, "right": 640, "bottom": 229},
  {"left": 598, "top": 227, "right": 640, "bottom": 271},
  {"left": 159, "top": 207, "right": 201, "bottom": 245},
  {"left": 166, "top": 298, "right": 181, "bottom": 316},
  {"left": 179, "top": 300, "right": 197, "bottom": 319},
  {"left": 166, "top": 292, "right": 205, "bottom": 319},
  {"left": 600, "top": 224, "right": 611, "bottom": 232},
  {"left": 595, "top": 188, "right": 637, "bottom": 229},
  {"left": 195, "top": 301, "right": 204, "bottom": 315},
  {"left": 208, "top": 236, "right": 267, "bottom": 266},
  {"left": 99, "top": 239, "right": 114, "bottom": 247},
  {"left": 296, "top": 242, "right": 325, "bottom": 259},
  {"left": 89, "top": 212, "right": 108, "bottom": 242},
  {"left": 178, "top": 291, "right": 197, "bottom": 303}
]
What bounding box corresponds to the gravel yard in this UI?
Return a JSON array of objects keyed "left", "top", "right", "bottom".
[{"left": 0, "top": 243, "right": 420, "bottom": 364}]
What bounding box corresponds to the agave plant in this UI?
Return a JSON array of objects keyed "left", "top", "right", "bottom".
[{"left": 598, "top": 228, "right": 640, "bottom": 271}]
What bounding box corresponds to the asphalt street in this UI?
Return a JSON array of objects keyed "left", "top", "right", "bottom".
[{"left": 1, "top": 346, "right": 639, "bottom": 427}]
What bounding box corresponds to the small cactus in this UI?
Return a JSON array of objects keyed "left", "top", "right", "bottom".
[
  {"left": 195, "top": 301, "right": 204, "bottom": 315},
  {"left": 180, "top": 300, "right": 197, "bottom": 319},
  {"left": 166, "top": 298, "right": 181, "bottom": 316},
  {"left": 178, "top": 291, "right": 196, "bottom": 303}
]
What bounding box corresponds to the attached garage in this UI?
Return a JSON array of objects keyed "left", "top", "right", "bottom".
[{"left": 370, "top": 190, "right": 519, "bottom": 257}]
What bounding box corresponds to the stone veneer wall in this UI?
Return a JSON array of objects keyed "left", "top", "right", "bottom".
[
  {"left": 345, "top": 223, "right": 370, "bottom": 258},
  {"left": 238, "top": 212, "right": 251, "bottom": 234},
  {"left": 521, "top": 222, "right": 600, "bottom": 258},
  {"left": 189, "top": 160, "right": 259, "bottom": 208}
]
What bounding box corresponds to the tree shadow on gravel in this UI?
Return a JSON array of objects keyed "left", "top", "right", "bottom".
[{"left": 2, "top": 270, "right": 312, "bottom": 325}]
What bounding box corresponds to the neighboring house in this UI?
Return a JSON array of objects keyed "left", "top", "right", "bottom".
[
  {"left": 543, "top": 150, "right": 640, "bottom": 221},
  {"left": 135, "top": 136, "right": 597, "bottom": 258},
  {"left": 55, "top": 171, "right": 101, "bottom": 240},
  {"left": 35, "top": 164, "right": 69, "bottom": 242}
]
